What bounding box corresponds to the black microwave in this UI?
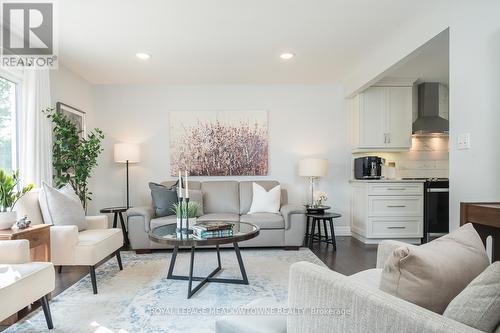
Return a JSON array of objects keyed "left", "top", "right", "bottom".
[{"left": 354, "top": 156, "right": 383, "bottom": 179}]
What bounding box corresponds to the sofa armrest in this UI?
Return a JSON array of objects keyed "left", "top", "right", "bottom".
[
  {"left": 127, "top": 206, "right": 154, "bottom": 232},
  {"left": 376, "top": 240, "right": 417, "bottom": 269},
  {"left": 288, "top": 262, "right": 479, "bottom": 333},
  {"left": 50, "top": 225, "right": 79, "bottom": 265},
  {"left": 280, "top": 204, "right": 306, "bottom": 229},
  {"left": 86, "top": 215, "right": 108, "bottom": 229},
  {"left": 0, "top": 239, "right": 30, "bottom": 264}
]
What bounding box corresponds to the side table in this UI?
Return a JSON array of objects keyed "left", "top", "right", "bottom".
[
  {"left": 305, "top": 210, "right": 341, "bottom": 251},
  {"left": 0, "top": 224, "right": 51, "bottom": 261},
  {"left": 100, "top": 206, "right": 130, "bottom": 246}
]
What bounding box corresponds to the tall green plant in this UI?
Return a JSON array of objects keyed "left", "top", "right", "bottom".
[
  {"left": 0, "top": 169, "right": 34, "bottom": 212},
  {"left": 45, "top": 108, "right": 104, "bottom": 209},
  {"left": 171, "top": 201, "right": 198, "bottom": 218}
]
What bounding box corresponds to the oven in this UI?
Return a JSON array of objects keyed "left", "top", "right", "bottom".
[{"left": 422, "top": 179, "right": 449, "bottom": 243}]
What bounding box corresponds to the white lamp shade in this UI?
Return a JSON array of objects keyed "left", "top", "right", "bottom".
[
  {"left": 114, "top": 143, "right": 140, "bottom": 163},
  {"left": 299, "top": 158, "right": 328, "bottom": 177}
]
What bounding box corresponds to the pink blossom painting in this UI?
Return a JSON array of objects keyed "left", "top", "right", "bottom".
[{"left": 169, "top": 111, "right": 268, "bottom": 176}]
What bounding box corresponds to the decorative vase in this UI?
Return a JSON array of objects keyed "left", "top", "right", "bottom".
[
  {"left": 0, "top": 211, "right": 17, "bottom": 230},
  {"left": 176, "top": 217, "right": 197, "bottom": 232}
]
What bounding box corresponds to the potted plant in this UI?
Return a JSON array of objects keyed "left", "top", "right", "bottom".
[
  {"left": 172, "top": 201, "right": 198, "bottom": 231},
  {"left": 45, "top": 108, "right": 104, "bottom": 209},
  {"left": 0, "top": 169, "right": 34, "bottom": 229},
  {"left": 313, "top": 190, "right": 328, "bottom": 208}
]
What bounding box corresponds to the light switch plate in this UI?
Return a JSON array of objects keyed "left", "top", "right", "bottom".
[{"left": 457, "top": 133, "right": 471, "bottom": 150}]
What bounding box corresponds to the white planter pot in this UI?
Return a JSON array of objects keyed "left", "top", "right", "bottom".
[
  {"left": 176, "top": 217, "right": 197, "bottom": 230},
  {"left": 0, "top": 211, "right": 17, "bottom": 230}
]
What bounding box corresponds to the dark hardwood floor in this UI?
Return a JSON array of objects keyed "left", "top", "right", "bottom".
[{"left": 1, "top": 236, "right": 376, "bottom": 331}]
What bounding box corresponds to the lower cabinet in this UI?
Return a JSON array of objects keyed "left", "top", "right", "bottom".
[{"left": 350, "top": 182, "right": 424, "bottom": 244}]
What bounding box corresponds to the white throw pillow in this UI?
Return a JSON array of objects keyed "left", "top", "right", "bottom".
[
  {"left": 39, "top": 182, "right": 88, "bottom": 231},
  {"left": 248, "top": 183, "right": 281, "bottom": 214}
]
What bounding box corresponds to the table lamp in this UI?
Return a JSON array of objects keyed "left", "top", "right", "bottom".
[
  {"left": 299, "top": 158, "right": 328, "bottom": 206},
  {"left": 114, "top": 143, "right": 140, "bottom": 209}
]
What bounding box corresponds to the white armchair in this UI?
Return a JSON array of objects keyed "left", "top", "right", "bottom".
[
  {"left": 0, "top": 240, "right": 55, "bottom": 329},
  {"left": 15, "top": 189, "right": 124, "bottom": 294}
]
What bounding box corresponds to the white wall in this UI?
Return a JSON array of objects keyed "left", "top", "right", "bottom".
[
  {"left": 344, "top": 0, "right": 500, "bottom": 229},
  {"left": 91, "top": 84, "right": 352, "bottom": 230}
]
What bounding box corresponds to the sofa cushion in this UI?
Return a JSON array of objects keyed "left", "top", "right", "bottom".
[
  {"left": 249, "top": 183, "right": 281, "bottom": 214},
  {"left": 239, "top": 181, "right": 280, "bottom": 214},
  {"left": 13, "top": 189, "right": 44, "bottom": 225},
  {"left": 379, "top": 223, "right": 490, "bottom": 314},
  {"left": 444, "top": 262, "right": 500, "bottom": 333},
  {"left": 0, "top": 262, "right": 54, "bottom": 321},
  {"left": 75, "top": 229, "right": 123, "bottom": 265},
  {"left": 201, "top": 181, "right": 239, "bottom": 214},
  {"left": 149, "top": 182, "right": 178, "bottom": 217},
  {"left": 197, "top": 213, "right": 240, "bottom": 223},
  {"left": 150, "top": 215, "right": 177, "bottom": 230},
  {"left": 349, "top": 268, "right": 382, "bottom": 290},
  {"left": 39, "top": 182, "right": 87, "bottom": 231},
  {"left": 240, "top": 213, "right": 284, "bottom": 229}
]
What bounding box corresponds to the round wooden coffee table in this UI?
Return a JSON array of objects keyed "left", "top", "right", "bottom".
[{"left": 149, "top": 222, "right": 259, "bottom": 298}]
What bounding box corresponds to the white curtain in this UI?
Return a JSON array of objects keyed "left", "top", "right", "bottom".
[{"left": 18, "top": 69, "right": 52, "bottom": 187}]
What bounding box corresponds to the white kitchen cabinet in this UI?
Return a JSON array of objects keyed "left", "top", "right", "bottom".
[
  {"left": 351, "top": 86, "right": 412, "bottom": 151},
  {"left": 350, "top": 181, "right": 424, "bottom": 244}
]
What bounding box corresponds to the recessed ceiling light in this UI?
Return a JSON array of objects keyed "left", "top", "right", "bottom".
[
  {"left": 280, "top": 52, "right": 295, "bottom": 60},
  {"left": 136, "top": 52, "right": 151, "bottom": 60}
]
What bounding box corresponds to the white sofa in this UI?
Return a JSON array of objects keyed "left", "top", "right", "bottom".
[
  {"left": 216, "top": 240, "right": 485, "bottom": 333},
  {"left": 0, "top": 240, "right": 55, "bottom": 329},
  {"left": 15, "top": 189, "right": 124, "bottom": 294}
]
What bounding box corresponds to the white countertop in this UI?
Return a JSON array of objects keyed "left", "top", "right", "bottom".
[{"left": 349, "top": 179, "right": 426, "bottom": 183}]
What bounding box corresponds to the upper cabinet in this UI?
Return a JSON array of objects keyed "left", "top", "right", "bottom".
[{"left": 351, "top": 86, "right": 412, "bottom": 151}]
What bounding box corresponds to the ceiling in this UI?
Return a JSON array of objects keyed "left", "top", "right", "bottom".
[
  {"left": 58, "top": 0, "right": 449, "bottom": 84},
  {"left": 380, "top": 29, "right": 449, "bottom": 85}
]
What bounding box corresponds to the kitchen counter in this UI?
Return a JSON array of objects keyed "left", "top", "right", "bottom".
[{"left": 349, "top": 179, "right": 426, "bottom": 183}]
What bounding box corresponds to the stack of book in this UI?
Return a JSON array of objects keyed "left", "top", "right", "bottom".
[{"left": 192, "top": 221, "right": 234, "bottom": 239}]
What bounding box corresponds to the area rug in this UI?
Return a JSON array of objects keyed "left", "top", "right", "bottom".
[{"left": 6, "top": 248, "right": 324, "bottom": 333}]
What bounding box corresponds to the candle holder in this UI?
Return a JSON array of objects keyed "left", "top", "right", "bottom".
[{"left": 184, "top": 197, "right": 193, "bottom": 234}]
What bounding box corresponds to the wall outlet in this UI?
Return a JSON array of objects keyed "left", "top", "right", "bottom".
[{"left": 457, "top": 133, "right": 471, "bottom": 150}]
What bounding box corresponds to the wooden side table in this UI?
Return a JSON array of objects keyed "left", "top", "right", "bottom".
[{"left": 0, "top": 224, "right": 51, "bottom": 261}]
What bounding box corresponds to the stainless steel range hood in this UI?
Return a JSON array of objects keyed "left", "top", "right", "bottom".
[{"left": 413, "top": 83, "right": 449, "bottom": 135}]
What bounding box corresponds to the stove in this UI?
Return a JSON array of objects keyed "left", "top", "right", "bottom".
[{"left": 408, "top": 178, "right": 450, "bottom": 243}]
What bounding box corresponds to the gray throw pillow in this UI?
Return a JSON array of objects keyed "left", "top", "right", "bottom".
[
  {"left": 39, "top": 182, "right": 88, "bottom": 231},
  {"left": 444, "top": 262, "right": 500, "bottom": 332},
  {"left": 149, "top": 182, "right": 178, "bottom": 217},
  {"left": 379, "top": 223, "right": 490, "bottom": 314}
]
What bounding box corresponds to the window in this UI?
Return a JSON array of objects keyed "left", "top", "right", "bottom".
[{"left": 0, "top": 76, "right": 17, "bottom": 172}]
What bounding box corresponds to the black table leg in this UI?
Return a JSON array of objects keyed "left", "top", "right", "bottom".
[
  {"left": 234, "top": 242, "right": 249, "bottom": 284},
  {"left": 309, "top": 218, "right": 316, "bottom": 248},
  {"left": 167, "top": 243, "right": 249, "bottom": 298},
  {"left": 329, "top": 219, "right": 337, "bottom": 251},
  {"left": 118, "top": 212, "right": 130, "bottom": 246},
  {"left": 323, "top": 219, "right": 328, "bottom": 245},
  {"left": 305, "top": 216, "right": 311, "bottom": 246}
]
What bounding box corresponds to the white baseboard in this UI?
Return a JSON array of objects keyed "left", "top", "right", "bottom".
[
  {"left": 334, "top": 225, "right": 351, "bottom": 236},
  {"left": 351, "top": 232, "right": 421, "bottom": 245}
]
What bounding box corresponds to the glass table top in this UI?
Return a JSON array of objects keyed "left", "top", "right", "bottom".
[{"left": 149, "top": 221, "right": 260, "bottom": 246}]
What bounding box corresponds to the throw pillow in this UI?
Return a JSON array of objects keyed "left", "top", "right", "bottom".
[
  {"left": 443, "top": 262, "right": 500, "bottom": 332},
  {"left": 249, "top": 183, "right": 281, "bottom": 214},
  {"left": 149, "top": 182, "right": 204, "bottom": 217},
  {"left": 149, "top": 182, "right": 178, "bottom": 217},
  {"left": 379, "top": 223, "right": 490, "bottom": 314},
  {"left": 39, "top": 182, "right": 88, "bottom": 231}
]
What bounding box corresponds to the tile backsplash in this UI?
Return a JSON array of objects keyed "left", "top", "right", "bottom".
[{"left": 353, "top": 136, "right": 449, "bottom": 179}]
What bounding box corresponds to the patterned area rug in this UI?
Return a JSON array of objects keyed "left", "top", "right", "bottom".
[{"left": 6, "top": 248, "right": 324, "bottom": 333}]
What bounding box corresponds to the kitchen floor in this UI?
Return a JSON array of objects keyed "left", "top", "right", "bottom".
[{"left": 0, "top": 236, "right": 377, "bottom": 331}]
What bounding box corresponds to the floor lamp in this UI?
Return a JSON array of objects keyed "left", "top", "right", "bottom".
[
  {"left": 114, "top": 143, "right": 140, "bottom": 209},
  {"left": 299, "top": 158, "right": 328, "bottom": 206}
]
